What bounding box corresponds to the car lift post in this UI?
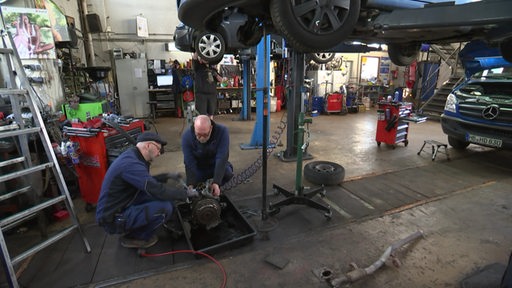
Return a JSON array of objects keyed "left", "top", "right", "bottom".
[
  {"left": 240, "top": 35, "right": 272, "bottom": 149},
  {"left": 233, "top": 48, "right": 252, "bottom": 121},
  {"left": 279, "top": 49, "right": 313, "bottom": 161},
  {"left": 238, "top": 50, "right": 252, "bottom": 121}
]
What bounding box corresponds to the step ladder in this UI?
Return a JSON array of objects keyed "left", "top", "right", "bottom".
[{"left": 0, "top": 27, "right": 91, "bottom": 287}]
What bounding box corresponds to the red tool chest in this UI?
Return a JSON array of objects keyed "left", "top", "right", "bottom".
[
  {"left": 324, "top": 92, "right": 344, "bottom": 114},
  {"left": 375, "top": 102, "right": 412, "bottom": 148},
  {"left": 65, "top": 120, "right": 145, "bottom": 210}
]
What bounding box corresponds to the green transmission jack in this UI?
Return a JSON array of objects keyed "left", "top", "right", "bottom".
[{"left": 268, "top": 112, "right": 332, "bottom": 218}]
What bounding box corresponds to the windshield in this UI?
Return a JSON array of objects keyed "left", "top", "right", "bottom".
[{"left": 471, "top": 67, "right": 512, "bottom": 80}]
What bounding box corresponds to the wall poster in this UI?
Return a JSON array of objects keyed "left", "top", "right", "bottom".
[{"left": 1, "top": 6, "right": 56, "bottom": 59}]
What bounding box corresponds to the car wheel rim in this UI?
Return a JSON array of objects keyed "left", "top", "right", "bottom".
[
  {"left": 313, "top": 163, "right": 335, "bottom": 174},
  {"left": 315, "top": 52, "right": 333, "bottom": 61},
  {"left": 292, "top": 0, "right": 349, "bottom": 34},
  {"left": 198, "top": 34, "right": 222, "bottom": 58}
]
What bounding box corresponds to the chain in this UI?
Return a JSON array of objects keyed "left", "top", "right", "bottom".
[
  {"left": 302, "top": 121, "right": 311, "bottom": 152},
  {"left": 221, "top": 112, "right": 287, "bottom": 191}
]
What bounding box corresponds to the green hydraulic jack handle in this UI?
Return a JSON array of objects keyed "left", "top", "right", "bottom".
[
  {"left": 268, "top": 112, "right": 332, "bottom": 218},
  {"left": 294, "top": 112, "right": 311, "bottom": 195}
]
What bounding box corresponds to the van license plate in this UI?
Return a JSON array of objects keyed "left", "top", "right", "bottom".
[{"left": 467, "top": 134, "right": 503, "bottom": 148}]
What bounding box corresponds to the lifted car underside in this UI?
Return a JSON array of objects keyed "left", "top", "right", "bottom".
[{"left": 179, "top": 0, "right": 512, "bottom": 65}]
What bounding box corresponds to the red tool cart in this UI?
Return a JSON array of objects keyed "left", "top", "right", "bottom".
[
  {"left": 63, "top": 119, "right": 145, "bottom": 211},
  {"left": 375, "top": 102, "right": 413, "bottom": 148},
  {"left": 324, "top": 92, "right": 345, "bottom": 114}
]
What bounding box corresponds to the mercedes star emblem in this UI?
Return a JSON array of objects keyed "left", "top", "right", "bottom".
[{"left": 482, "top": 105, "right": 500, "bottom": 120}]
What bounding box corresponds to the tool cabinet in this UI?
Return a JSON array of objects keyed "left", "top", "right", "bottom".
[
  {"left": 375, "top": 102, "right": 412, "bottom": 148},
  {"left": 64, "top": 120, "right": 144, "bottom": 210}
]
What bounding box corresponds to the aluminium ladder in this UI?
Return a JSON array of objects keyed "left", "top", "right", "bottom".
[{"left": 0, "top": 27, "right": 91, "bottom": 287}]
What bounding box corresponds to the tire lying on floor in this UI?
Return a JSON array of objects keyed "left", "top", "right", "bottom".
[{"left": 304, "top": 161, "right": 345, "bottom": 186}]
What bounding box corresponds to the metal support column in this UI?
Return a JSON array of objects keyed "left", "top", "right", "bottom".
[
  {"left": 240, "top": 35, "right": 271, "bottom": 149},
  {"left": 239, "top": 54, "right": 252, "bottom": 121},
  {"left": 279, "top": 50, "right": 313, "bottom": 161}
]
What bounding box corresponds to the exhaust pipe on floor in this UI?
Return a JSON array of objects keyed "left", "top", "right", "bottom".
[{"left": 322, "top": 230, "right": 424, "bottom": 287}]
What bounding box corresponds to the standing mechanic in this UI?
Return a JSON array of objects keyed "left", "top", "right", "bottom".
[
  {"left": 192, "top": 52, "right": 223, "bottom": 119},
  {"left": 181, "top": 115, "right": 234, "bottom": 196},
  {"left": 96, "top": 132, "right": 196, "bottom": 249}
]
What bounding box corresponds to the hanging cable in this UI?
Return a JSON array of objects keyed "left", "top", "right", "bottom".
[{"left": 141, "top": 249, "right": 227, "bottom": 288}]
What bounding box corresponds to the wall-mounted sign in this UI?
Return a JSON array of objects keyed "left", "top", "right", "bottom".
[{"left": 136, "top": 15, "right": 148, "bottom": 38}]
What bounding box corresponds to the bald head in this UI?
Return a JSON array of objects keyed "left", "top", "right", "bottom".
[
  {"left": 194, "top": 115, "right": 211, "bottom": 129},
  {"left": 194, "top": 115, "right": 212, "bottom": 143}
]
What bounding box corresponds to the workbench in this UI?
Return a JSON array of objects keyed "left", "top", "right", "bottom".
[{"left": 148, "top": 88, "right": 176, "bottom": 118}]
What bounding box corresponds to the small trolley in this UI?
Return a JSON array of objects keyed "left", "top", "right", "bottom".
[{"left": 375, "top": 102, "right": 413, "bottom": 148}]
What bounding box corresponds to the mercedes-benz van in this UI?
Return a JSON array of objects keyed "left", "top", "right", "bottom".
[{"left": 441, "top": 41, "right": 512, "bottom": 150}]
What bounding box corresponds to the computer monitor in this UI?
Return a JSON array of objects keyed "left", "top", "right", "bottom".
[{"left": 156, "top": 74, "right": 173, "bottom": 87}]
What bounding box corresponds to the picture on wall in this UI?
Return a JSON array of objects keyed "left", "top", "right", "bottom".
[
  {"left": 35, "top": 0, "right": 75, "bottom": 47},
  {"left": 1, "top": 6, "right": 56, "bottom": 59},
  {"left": 380, "top": 56, "right": 391, "bottom": 85}
]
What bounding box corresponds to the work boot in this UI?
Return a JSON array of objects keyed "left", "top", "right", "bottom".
[{"left": 120, "top": 234, "right": 158, "bottom": 249}]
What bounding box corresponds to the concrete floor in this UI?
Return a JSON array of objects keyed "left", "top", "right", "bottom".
[
  {"left": 10, "top": 107, "right": 512, "bottom": 287},
  {"left": 107, "top": 109, "right": 512, "bottom": 288}
]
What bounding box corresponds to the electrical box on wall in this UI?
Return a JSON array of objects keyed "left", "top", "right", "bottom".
[
  {"left": 112, "top": 48, "right": 123, "bottom": 59},
  {"left": 86, "top": 13, "right": 102, "bottom": 33}
]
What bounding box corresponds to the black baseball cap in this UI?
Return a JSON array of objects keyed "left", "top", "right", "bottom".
[{"left": 136, "top": 132, "right": 167, "bottom": 146}]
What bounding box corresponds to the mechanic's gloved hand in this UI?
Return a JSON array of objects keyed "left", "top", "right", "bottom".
[
  {"left": 187, "top": 186, "right": 199, "bottom": 198},
  {"left": 153, "top": 172, "right": 183, "bottom": 183},
  {"left": 166, "top": 172, "right": 183, "bottom": 181}
]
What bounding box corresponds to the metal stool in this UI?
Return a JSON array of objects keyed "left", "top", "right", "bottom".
[{"left": 418, "top": 140, "right": 450, "bottom": 161}]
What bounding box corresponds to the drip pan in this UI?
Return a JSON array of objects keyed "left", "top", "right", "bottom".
[{"left": 177, "top": 194, "right": 256, "bottom": 256}]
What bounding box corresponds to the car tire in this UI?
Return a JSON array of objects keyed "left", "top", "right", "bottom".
[
  {"left": 195, "top": 31, "right": 226, "bottom": 64},
  {"left": 270, "top": 0, "right": 361, "bottom": 52},
  {"left": 387, "top": 43, "right": 421, "bottom": 66},
  {"left": 304, "top": 161, "right": 345, "bottom": 186},
  {"left": 448, "top": 136, "right": 469, "bottom": 150},
  {"left": 500, "top": 38, "right": 512, "bottom": 63},
  {"left": 238, "top": 19, "right": 264, "bottom": 47},
  {"left": 308, "top": 53, "right": 335, "bottom": 64}
]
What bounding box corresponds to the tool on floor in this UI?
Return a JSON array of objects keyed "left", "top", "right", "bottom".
[
  {"left": 265, "top": 254, "right": 290, "bottom": 270},
  {"left": 317, "top": 230, "right": 424, "bottom": 287},
  {"left": 0, "top": 26, "right": 91, "bottom": 287}
]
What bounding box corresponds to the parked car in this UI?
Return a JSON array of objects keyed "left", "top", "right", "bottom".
[
  {"left": 177, "top": 0, "right": 512, "bottom": 66},
  {"left": 441, "top": 40, "right": 512, "bottom": 150},
  {"left": 174, "top": 12, "right": 336, "bottom": 65}
]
